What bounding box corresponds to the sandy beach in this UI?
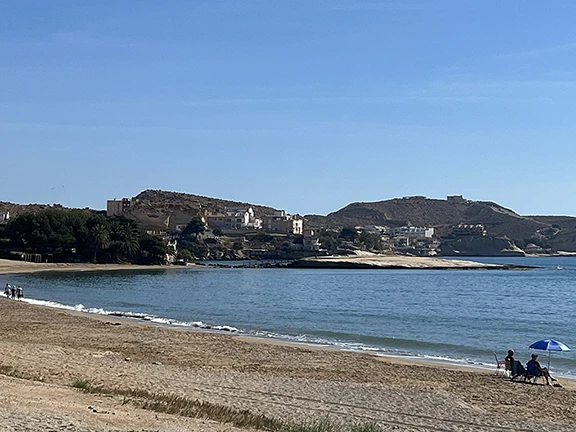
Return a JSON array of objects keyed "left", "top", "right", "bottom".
[
  {"left": 0, "top": 297, "right": 575, "bottom": 432},
  {"left": 0, "top": 259, "right": 191, "bottom": 275},
  {"left": 289, "top": 254, "right": 531, "bottom": 270}
]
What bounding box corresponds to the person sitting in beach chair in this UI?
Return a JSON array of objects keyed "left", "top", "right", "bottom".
[
  {"left": 505, "top": 350, "right": 525, "bottom": 380},
  {"left": 525, "top": 354, "right": 556, "bottom": 385}
]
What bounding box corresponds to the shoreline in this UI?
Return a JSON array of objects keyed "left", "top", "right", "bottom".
[
  {"left": 0, "top": 258, "right": 198, "bottom": 275},
  {"left": 10, "top": 293, "right": 576, "bottom": 381},
  {"left": 3, "top": 264, "right": 571, "bottom": 380},
  {"left": 0, "top": 253, "right": 538, "bottom": 276},
  {"left": 1, "top": 300, "right": 576, "bottom": 430},
  {"left": 288, "top": 254, "right": 537, "bottom": 270}
]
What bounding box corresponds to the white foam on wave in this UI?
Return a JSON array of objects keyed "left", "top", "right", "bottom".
[
  {"left": 17, "top": 296, "right": 239, "bottom": 333},
  {"left": 246, "top": 328, "right": 497, "bottom": 370},
  {"left": 13, "top": 296, "right": 508, "bottom": 372}
]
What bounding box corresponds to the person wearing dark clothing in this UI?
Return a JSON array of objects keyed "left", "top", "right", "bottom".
[{"left": 505, "top": 349, "right": 525, "bottom": 379}]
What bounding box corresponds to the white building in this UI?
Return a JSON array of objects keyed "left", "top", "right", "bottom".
[
  {"left": 392, "top": 226, "right": 434, "bottom": 238},
  {"left": 206, "top": 207, "right": 261, "bottom": 230},
  {"left": 263, "top": 210, "right": 303, "bottom": 235}
]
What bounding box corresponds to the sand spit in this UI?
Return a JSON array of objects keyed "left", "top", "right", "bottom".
[
  {"left": 0, "top": 300, "right": 574, "bottom": 431},
  {"left": 0, "top": 258, "right": 196, "bottom": 275},
  {"left": 289, "top": 254, "right": 533, "bottom": 270}
]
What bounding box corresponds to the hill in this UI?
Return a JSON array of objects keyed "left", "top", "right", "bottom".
[
  {"left": 4, "top": 191, "right": 576, "bottom": 252},
  {"left": 131, "top": 189, "right": 276, "bottom": 218},
  {"left": 304, "top": 196, "right": 576, "bottom": 252}
]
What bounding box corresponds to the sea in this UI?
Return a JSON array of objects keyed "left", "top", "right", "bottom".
[{"left": 2, "top": 256, "right": 576, "bottom": 376}]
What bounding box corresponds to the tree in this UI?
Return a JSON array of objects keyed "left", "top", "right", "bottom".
[
  {"left": 181, "top": 217, "right": 206, "bottom": 239},
  {"left": 89, "top": 224, "right": 110, "bottom": 263},
  {"left": 178, "top": 239, "right": 209, "bottom": 259},
  {"left": 319, "top": 231, "right": 339, "bottom": 254},
  {"left": 359, "top": 231, "right": 382, "bottom": 251},
  {"left": 138, "top": 235, "right": 168, "bottom": 265},
  {"left": 339, "top": 227, "right": 357, "bottom": 242},
  {"left": 176, "top": 249, "right": 193, "bottom": 262}
]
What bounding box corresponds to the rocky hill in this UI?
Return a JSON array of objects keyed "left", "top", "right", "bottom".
[
  {"left": 0, "top": 202, "right": 90, "bottom": 218},
  {"left": 4, "top": 191, "right": 576, "bottom": 252},
  {"left": 130, "top": 189, "right": 276, "bottom": 218},
  {"left": 304, "top": 196, "right": 576, "bottom": 252},
  {"left": 117, "top": 190, "right": 277, "bottom": 232}
]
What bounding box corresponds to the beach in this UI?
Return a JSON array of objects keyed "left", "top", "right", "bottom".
[
  {"left": 0, "top": 298, "right": 575, "bottom": 432},
  {"left": 288, "top": 254, "right": 532, "bottom": 269},
  {"left": 0, "top": 259, "right": 187, "bottom": 275}
]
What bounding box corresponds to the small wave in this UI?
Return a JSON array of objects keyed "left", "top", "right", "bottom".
[
  {"left": 19, "top": 297, "right": 239, "bottom": 333},
  {"left": 244, "top": 329, "right": 495, "bottom": 369}
]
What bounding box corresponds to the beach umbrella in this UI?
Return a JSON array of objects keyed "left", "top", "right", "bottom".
[{"left": 529, "top": 339, "right": 571, "bottom": 369}]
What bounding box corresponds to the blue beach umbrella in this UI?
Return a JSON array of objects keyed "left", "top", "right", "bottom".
[{"left": 529, "top": 339, "right": 571, "bottom": 370}]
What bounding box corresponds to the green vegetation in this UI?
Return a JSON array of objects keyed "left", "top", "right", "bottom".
[
  {"left": 72, "top": 378, "right": 92, "bottom": 391},
  {"left": 3, "top": 209, "right": 167, "bottom": 264}
]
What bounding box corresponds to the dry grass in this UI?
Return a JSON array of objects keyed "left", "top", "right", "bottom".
[{"left": 73, "top": 380, "right": 384, "bottom": 432}]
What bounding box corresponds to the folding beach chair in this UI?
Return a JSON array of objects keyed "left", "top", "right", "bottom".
[
  {"left": 524, "top": 362, "right": 546, "bottom": 384},
  {"left": 492, "top": 351, "right": 508, "bottom": 377}
]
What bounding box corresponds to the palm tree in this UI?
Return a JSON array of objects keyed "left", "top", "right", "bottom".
[
  {"left": 109, "top": 220, "right": 140, "bottom": 260},
  {"left": 90, "top": 224, "right": 110, "bottom": 263}
]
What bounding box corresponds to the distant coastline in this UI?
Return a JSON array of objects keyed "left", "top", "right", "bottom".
[
  {"left": 288, "top": 254, "right": 536, "bottom": 270},
  {"left": 0, "top": 253, "right": 538, "bottom": 276},
  {"left": 0, "top": 259, "right": 194, "bottom": 276}
]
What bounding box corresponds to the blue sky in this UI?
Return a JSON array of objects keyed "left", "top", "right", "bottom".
[{"left": 2, "top": 1, "right": 576, "bottom": 216}]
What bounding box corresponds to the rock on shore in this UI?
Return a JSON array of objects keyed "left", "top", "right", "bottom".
[{"left": 288, "top": 253, "right": 533, "bottom": 270}]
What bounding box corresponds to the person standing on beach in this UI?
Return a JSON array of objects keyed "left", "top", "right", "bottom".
[
  {"left": 10, "top": 285, "right": 16, "bottom": 300},
  {"left": 4, "top": 283, "right": 10, "bottom": 298},
  {"left": 16, "top": 286, "right": 23, "bottom": 300}
]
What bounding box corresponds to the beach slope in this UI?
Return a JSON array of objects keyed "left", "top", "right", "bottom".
[{"left": 0, "top": 300, "right": 574, "bottom": 431}]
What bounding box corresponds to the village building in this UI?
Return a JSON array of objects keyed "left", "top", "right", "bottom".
[
  {"left": 452, "top": 224, "right": 486, "bottom": 237},
  {"left": 391, "top": 226, "right": 434, "bottom": 238},
  {"left": 302, "top": 229, "right": 321, "bottom": 251},
  {"left": 262, "top": 210, "right": 303, "bottom": 235},
  {"left": 205, "top": 207, "right": 261, "bottom": 230},
  {"left": 106, "top": 198, "right": 131, "bottom": 217},
  {"left": 524, "top": 243, "right": 544, "bottom": 254}
]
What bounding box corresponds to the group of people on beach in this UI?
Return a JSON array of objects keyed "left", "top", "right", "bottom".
[
  {"left": 3, "top": 283, "right": 23, "bottom": 300},
  {"left": 505, "top": 349, "right": 557, "bottom": 385}
]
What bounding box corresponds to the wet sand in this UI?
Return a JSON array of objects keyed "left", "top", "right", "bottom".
[{"left": 0, "top": 299, "right": 575, "bottom": 431}]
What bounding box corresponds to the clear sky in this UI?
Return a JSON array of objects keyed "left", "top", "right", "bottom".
[{"left": 2, "top": 1, "right": 576, "bottom": 216}]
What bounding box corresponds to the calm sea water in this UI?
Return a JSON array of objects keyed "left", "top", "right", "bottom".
[{"left": 3, "top": 256, "right": 576, "bottom": 376}]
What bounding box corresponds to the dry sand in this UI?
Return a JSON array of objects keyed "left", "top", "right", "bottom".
[
  {"left": 0, "top": 299, "right": 575, "bottom": 432},
  {"left": 0, "top": 259, "right": 188, "bottom": 275},
  {"left": 290, "top": 254, "right": 529, "bottom": 270}
]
